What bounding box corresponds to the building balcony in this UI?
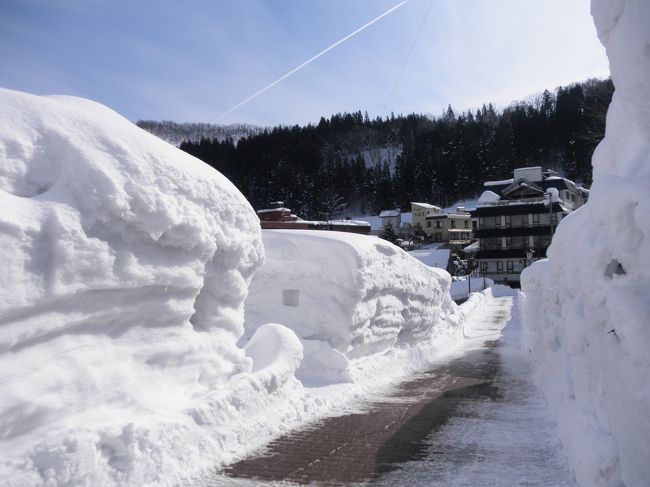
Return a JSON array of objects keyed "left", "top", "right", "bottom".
[{"left": 474, "top": 226, "right": 552, "bottom": 238}]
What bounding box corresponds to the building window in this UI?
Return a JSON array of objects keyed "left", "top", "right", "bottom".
[
  {"left": 523, "top": 214, "right": 529, "bottom": 224},
  {"left": 497, "top": 261, "right": 503, "bottom": 273},
  {"left": 479, "top": 217, "right": 485, "bottom": 228},
  {"left": 480, "top": 261, "right": 488, "bottom": 273},
  {"left": 464, "top": 220, "right": 470, "bottom": 228},
  {"left": 435, "top": 221, "right": 442, "bottom": 229},
  {"left": 427, "top": 221, "right": 431, "bottom": 228},
  {"left": 511, "top": 236, "right": 527, "bottom": 249},
  {"left": 435, "top": 232, "right": 442, "bottom": 241},
  {"left": 481, "top": 238, "right": 499, "bottom": 250},
  {"left": 504, "top": 215, "right": 511, "bottom": 228},
  {"left": 507, "top": 261, "right": 514, "bottom": 272},
  {"left": 450, "top": 220, "right": 456, "bottom": 228},
  {"left": 533, "top": 213, "right": 540, "bottom": 225}
]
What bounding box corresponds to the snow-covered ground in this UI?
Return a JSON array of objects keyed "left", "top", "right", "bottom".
[
  {"left": 207, "top": 287, "right": 516, "bottom": 486},
  {"left": 521, "top": 1, "right": 650, "bottom": 485},
  {"left": 449, "top": 276, "right": 493, "bottom": 301},
  {"left": 374, "top": 291, "right": 576, "bottom": 487},
  {"left": 0, "top": 87, "right": 483, "bottom": 486},
  {"left": 244, "top": 229, "right": 461, "bottom": 384},
  {"left": 407, "top": 243, "right": 449, "bottom": 269}
]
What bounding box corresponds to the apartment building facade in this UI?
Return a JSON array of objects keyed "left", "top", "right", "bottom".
[{"left": 474, "top": 167, "right": 588, "bottom": 284}]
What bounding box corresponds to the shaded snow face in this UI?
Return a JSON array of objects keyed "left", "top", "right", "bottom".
[
  {"left": 522, "top": 2, "right": 650, "bottom": 486},
  {"left": 0, "top": 88, "right": 273, "bottom": 483}
]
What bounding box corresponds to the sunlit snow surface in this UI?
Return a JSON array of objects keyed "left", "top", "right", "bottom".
[
  {"left": 522, "top": 1, "right": 650, "bottom": 485},
  {"left": 373, "top": 296, "right": 575, "bottom": 487}
]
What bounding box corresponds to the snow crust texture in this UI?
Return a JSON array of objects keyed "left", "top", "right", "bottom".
[
  {"left": 244, "top": 230, "right": 461, "bottom": 384},
  {"left": 522, "top": 2, "right": 650, "bottom": 485},
  {"left": 0, "top": 88, "right": 316, "bottom": 485}
]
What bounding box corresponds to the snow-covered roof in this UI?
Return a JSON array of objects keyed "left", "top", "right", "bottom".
[
  {"left": 427, "top": 212, "right": 472, "bottom": 219},
  {"left": 463, "top": 241, "right": 479, "bottom": 254},
  {"left": 411, "top": 202, "right": 440, "bottom": 209},
  {"left": 484, "top": 178, "right": 514, "bottom": 186},
  {"left": 257, "top": 207, "right": 291, "bottom": 213},
  {"left": 379, "top": 210, "right": 400, "bottom": 217},
  {"left": 478, "top": 190, "right": 501, "bottom": 204}
]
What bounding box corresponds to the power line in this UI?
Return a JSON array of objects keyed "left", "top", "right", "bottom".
[
  {"left": 217, "top": 0, "right": 409, "bottom": 120},
  {"left": 383, "top": 0, "right": 435, "bottom": 113}
]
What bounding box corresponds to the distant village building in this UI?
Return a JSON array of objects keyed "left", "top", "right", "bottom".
[
  {"left": 257, "top": 202, "right": 371, "bottom": 234},
  {"left": 473, "top": 166, "right": 588, "bottom": 285},
  {"left": 425, "top": 208, "right": 473, "bottom": 250},
  {"left": 410, "top": 202, "right": 442, "bottom": 231},
  {"left": 378, "top": 209, "right": 401, "bottom": 233},
  {"left": 257, "top": 201, "right": 298, "bottom": 223}
]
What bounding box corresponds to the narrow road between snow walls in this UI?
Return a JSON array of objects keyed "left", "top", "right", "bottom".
[{"left": 208, "top": 291, "right": 575, "bottom": 486}]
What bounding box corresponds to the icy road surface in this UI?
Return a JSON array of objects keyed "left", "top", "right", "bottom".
[{"left": 216, "top": 293, "right": 575, "bottom": 486}]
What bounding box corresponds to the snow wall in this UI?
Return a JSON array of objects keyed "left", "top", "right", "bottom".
[
  {"left": 0, "top": 88, "right": 305, "bottom": 485},
  {"left": 521, "top": 1, "right": 650, "bottom": 485},
  {"left": 245, "top": 230, "right": 462, "bottom": 384}
]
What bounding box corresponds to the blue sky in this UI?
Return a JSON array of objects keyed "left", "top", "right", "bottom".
[{"left": 0, "top": 0, "right": 609, "bottom": 126}]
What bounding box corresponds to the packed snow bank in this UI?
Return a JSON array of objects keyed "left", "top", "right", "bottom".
[
  {"left": 0, "top": 88, "right": 310, "bottom": 485},
  {"left": 244, "top": 230, "right": 462, "bottom": 384},
  {"left": 521, "top": 2, "right": 650, "bottom": 485},
  {"left": 450, "top": 277, "right": 494, "bottom": 301}
]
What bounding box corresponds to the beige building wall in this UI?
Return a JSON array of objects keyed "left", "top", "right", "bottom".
[
  {"left": 426, "top": 214, "right": 473, "bottom": 247},
  {"left": 411, "top": 202, "right": 442, "bottom": 234}
]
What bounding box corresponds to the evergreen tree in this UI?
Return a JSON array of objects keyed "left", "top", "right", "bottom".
[{"left": 379, "top": 222, "right": 399, "bottom": 244}]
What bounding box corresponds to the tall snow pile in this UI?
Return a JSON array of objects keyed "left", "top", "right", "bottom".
[
  {"left": 0, "top": 88, "right": 305, "bottom": 485},
  {"left": 245, "top": 230, "right": 461, "bottom": 384},
  {"left": 521, "top": 1, "right": 650, "bottom": 485}
]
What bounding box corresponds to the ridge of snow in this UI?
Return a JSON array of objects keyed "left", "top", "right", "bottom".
[
  {"left": 522, "top": 2, "right": 650, "bottom": 485},
  {"left": 0, "top": 87, "right": 310, "bottom": 485},
  {"left": 243, "top": 230, "right": 462, "bottom": 384}
]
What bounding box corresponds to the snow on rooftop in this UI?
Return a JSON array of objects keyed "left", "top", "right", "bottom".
[
  {"left": 257, "top": 207, "right": 291, "bottom": 213},
  {"left": 484, "top": 178, "right": 514, "bottom": 187},
  {"left": 379, "top": 209, "right": 400, "bottom": 217},
  {"left": 353, "top": 212, "right": 412, "bottom": 231},
  {"left": 478, "top": 190, "right": 501, "bottom": 204},
  {"left": 411, "top": 202, "right": 440, "bottom": 209}
]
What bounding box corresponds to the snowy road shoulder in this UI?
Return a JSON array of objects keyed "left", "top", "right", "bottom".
[
  {"left": 215, "top": 288, "right": 576, "bottom": 486},
  {"left": 374, "top": 292, "right": 576, "bottom": 487}
]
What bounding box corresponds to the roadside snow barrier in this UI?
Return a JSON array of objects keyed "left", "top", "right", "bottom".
[
  {"left": 522, "top": 1, "right": 650, "bottom": 485},
  {"left": 0, "top": 88, "right": 305, "bottom": 484},
  {"left": 244, "top": 229, "right": 461, "bottom": 384}
]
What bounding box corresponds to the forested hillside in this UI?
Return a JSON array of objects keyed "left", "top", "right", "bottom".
[
  {"left": 179, "top": 78, "right": 612, "bottom": 218},
  {"left": 136, "top": 120, "right": 264, "bottom": 146}
]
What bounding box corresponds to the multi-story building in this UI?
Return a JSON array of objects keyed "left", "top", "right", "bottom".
[
  {"left": 425, "top": 208, "right": 473, "bottom": 250},
  {"left": 410, "top": 202, "right": 442, "bottom": 231},
  {"left": 473, "top": 167, "right": 588, "bottom": 285}
]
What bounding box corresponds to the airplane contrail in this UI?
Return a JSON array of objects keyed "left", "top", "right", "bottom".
[{"left": 218, "top": 0, "right": 410, "bottom": 120}]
